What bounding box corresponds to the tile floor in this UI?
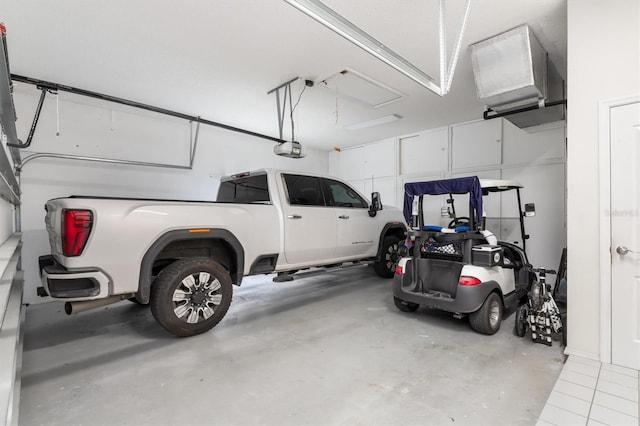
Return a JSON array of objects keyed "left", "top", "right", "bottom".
[{"left": 537, "top": 355, "right": 639, "bottom": 425}]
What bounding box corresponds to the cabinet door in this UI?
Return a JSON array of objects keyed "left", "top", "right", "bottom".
[
  {"left": 364, "top": 177, "right": 398, "bottom": 209},
  {"left": 363, "top": 138, "right": 397, "bottom": 178},
  {"left": 338, "top": 139, "right": 396, "bottom": 181},
  {"left": 451, "top": 119, "right": 502, "bottom": 169},
  {"left": 502, "top": 120, "right": 565, "bottom": 165},
  {"left": 400, "top": 127, "right": 448, "bottom": 175},
  {"left": 501, "top": 163, "right": 566, "bottom": 270},
  {"left": 338, "top": 147, "right": 365, "bottom": 181}
]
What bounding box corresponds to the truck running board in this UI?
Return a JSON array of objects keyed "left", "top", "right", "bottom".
[{"left": 272, "top": 261, "right": 371, "bottom": 283}]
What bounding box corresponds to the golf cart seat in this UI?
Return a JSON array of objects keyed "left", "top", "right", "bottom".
[
  {"left": 499, "top": 242, "right": 526, "bottom": 269},
  {"left": 423, "top": 225, "right": 471, "bottom": 233}
]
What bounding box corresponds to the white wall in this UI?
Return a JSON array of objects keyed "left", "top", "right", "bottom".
[
  {"left": 566, "top": 0, "right": 640, "bottom": 359},
  {"left": 330, "top": 118, "right": 567, "bottom": 274},
  {"left": 14, "top": 86, "right": 329, "bottom": 303}
]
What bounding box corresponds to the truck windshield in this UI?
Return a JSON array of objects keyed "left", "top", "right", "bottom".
[{"left": 217, "top": 174, "right": 270, "bottom": 203}]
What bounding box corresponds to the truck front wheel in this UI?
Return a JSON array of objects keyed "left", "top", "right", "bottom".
[
  {"left": 374, "top": 235, "right": 402, "bottom": 278},
  {"left": 151, "top": 257, "right": 233, "bottom": 337}
]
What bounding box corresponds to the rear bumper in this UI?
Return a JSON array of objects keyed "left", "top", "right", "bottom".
[
  {"left": 38, "top": 255, "right": 110, "bottom": 300},
  {"left": 392, "top": 257, "right": 498, "bottom": 313}
]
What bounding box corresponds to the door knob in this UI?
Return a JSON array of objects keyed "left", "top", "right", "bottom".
[{"left": 616, "top": 246, "right": 639, "bottom": 256}]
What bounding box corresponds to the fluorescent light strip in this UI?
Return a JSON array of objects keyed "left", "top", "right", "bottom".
[
  {"left": 284, "top": 0, "right": 442, "bottom": 96},
  {"left": 344, "top": 114, "right": 401, "bottom": 131}
]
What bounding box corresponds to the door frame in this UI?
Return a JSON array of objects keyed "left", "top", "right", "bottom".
[{"left": 598, "top": 95, "right": 640, "bottom": 364}]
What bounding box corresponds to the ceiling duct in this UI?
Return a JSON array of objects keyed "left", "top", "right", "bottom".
[{"left": 470, "top": 25, "right": 565, "bottom": 130}]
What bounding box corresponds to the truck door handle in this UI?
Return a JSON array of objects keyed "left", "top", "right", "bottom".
[
  {"left": 338, "top": 215, "right": 349, "bottom": 219},
  {"left": 287, "top": 214, "right": 302, "bottom": 219}
]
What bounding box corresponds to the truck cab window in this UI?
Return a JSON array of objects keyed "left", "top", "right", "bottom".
[
  {"left": 325, "top": 179, "right": 367, "bottom": 208},
  {"left": 217, "top": 174, "right": 270, "bottom": 203},
  {"left": 283, "top": 174, "right": 326, "bottom": 206}
]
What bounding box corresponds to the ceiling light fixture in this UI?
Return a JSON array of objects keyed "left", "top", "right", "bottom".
[
  {"left": 344, "top": 114, "right": 402, "bottom": 131},
  {"left": 283, "top": 0, "right": 471, "bottom": 96}
]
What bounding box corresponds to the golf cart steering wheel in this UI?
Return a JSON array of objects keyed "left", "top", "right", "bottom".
[{"left": 448, "top": 217, "right": 470, "bottom": 229}]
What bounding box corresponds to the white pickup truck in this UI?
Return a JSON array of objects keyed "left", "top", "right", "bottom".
[{"left": 39, "top": 169, "right": 406, "bottom": 336}]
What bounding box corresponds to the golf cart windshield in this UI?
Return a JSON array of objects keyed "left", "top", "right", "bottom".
[{"left": 403, "top": 176, "right": 484, "bottom": 225}]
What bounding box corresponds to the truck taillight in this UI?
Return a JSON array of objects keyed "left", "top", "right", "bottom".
[
  {"left": 62, "top": 209, "right": 93, "bottom": 257},
  {"left": 395, "top": 265, "right": 404, "bottom": 275},
  {"left": 459, "top": 276, "right": 482, "bottom": 286}
]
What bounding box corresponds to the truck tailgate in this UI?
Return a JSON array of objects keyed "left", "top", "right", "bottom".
[{"left": 44, "top": 201, "right": 63, "bottom": 258}]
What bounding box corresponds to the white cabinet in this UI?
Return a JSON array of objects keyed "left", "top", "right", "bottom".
[
  {"left": 502, "top": 120, "right": 565, "bottom": 164},
  {"left": 348, "top": 177, "right": 399, "bottom": 209},
  {"left": 338, "top": 148, "right": 365, "bottom": 181},
  {"left": 501, "top": 163, "right": 566, "bottom": 270},
  {"left": 331, "top": 116, "right": 565, "bottom": 275},
  {"left": 364, "top": 177, "right": 398, "bottom": 209},
  {"left": 328, "top": 150, "right": 340, "bottom": 176},
  {"left": 451, "top": 119, "right": 502, "bottom": 170},
  {"left": 363, "top": 138, "right": 397, "bottom": 178},
  {"left": 338, "top": 138, "right": 396, "bottom": 181},
  {"left": 399, "top": 127, "right": 448, "bottom": 175}
]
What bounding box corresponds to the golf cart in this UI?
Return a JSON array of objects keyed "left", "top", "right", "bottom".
[{"left": 392, "top": 176, "right": 537, "bottom": 335}]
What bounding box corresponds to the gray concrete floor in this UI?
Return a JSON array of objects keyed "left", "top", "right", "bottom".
[{"left": 19, "top": 266, "right": 565, "bottom": 425}]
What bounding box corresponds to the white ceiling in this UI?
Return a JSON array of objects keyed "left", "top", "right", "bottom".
[{"left": 2, "top": 0, "right": 567, "bottom": 151}]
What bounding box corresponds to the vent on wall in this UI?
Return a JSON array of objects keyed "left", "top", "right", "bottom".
[{"left": 319, "top": 68, "right": 405, "bottom": 108}]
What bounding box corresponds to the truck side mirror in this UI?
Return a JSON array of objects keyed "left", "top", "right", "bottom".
[
  {"left": 369, "top": 192, "right": 382, "bottom": 217},
  {"left": 524, "top": 203, "right": 536, "bottom": 217}
]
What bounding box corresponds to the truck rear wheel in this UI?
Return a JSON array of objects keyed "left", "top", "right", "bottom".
[
  {"left": 151, "top": 257, "right": 232, "bottom": 337},
  {"left": 469, "top": 292, "right": 503, "bottom": 335},
  {"left": 374, "top": 236, "right": 401, "bottom": 278}
]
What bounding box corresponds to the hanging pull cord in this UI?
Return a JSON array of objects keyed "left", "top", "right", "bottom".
[{"left": 55, "top": 92, "right": 60, "bottom": 137}]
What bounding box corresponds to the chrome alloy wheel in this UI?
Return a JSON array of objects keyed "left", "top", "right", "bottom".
[
  {"left": 172, "top": 272, "right": 223, "bottom": 324},
  {"left": 384, "top": 242, "right": 400, "bottom": 272}
]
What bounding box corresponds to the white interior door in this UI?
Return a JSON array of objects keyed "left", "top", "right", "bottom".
[{"left": 610, "top": 101, "right": 640, "bottom": 369}]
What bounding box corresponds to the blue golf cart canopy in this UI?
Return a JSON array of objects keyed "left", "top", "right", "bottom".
[{"left": 403, "top": 176, "right": 483, "bottom": 224}]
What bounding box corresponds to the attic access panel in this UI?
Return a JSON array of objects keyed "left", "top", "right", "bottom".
[{"left": 319, "top": 69, "right": 404, "bottom": 108}]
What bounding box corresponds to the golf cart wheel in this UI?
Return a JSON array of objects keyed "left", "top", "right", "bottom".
[
  {"left": 151, "top": 257, "right": 233, "bottom": 337},
  {"left": 469, "top": 292, "right": 503, "bottom": 335},
  {"left": 394, "top": 296, "right": 419, "bottom": 312},
  {"left": 374, "top": 236, "right": 402, "bottom": 278},
  {"left": 515, "top": 304, "right": 528, "bottom": 337}
]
